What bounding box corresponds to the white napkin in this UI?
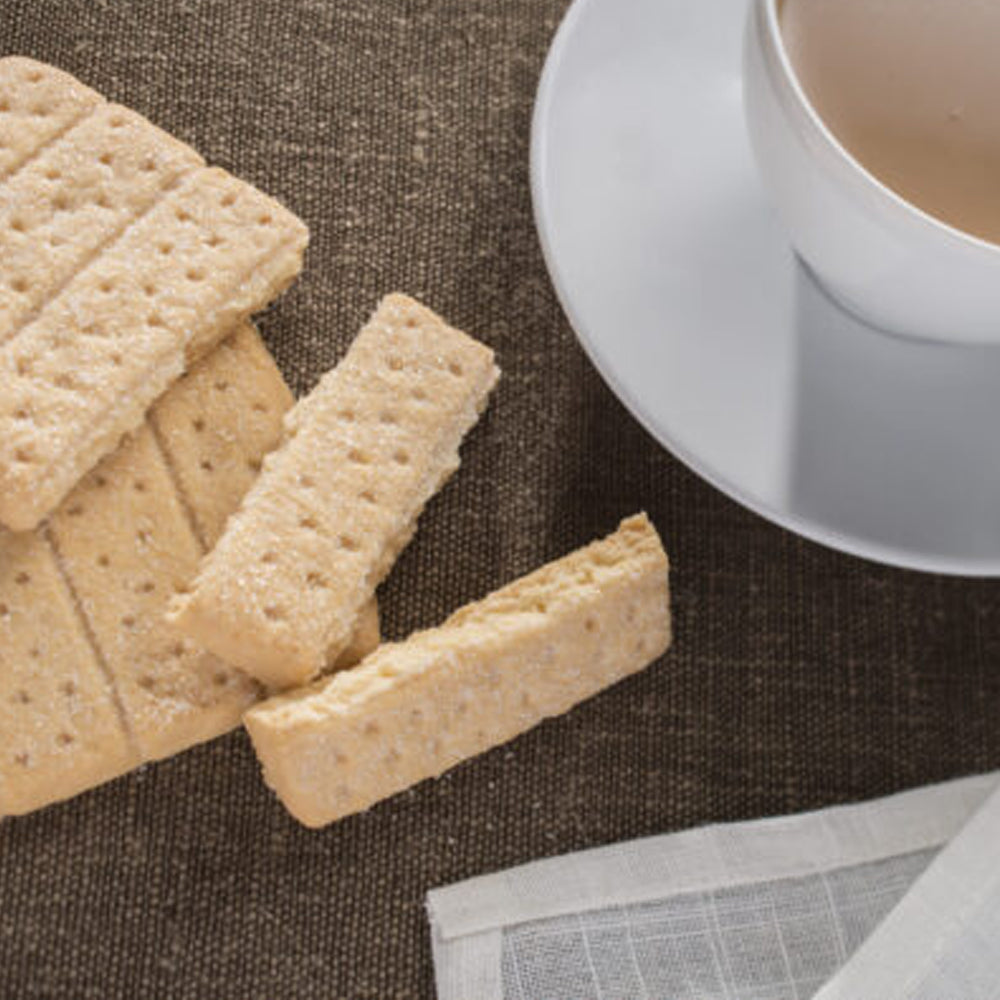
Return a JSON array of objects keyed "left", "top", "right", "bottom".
[
  {"left": 814, "top": 777, "right": 1000, "bottom": 1000},
  {"left": 427, "top": 773, "right": 999, "bottom": 1000}
]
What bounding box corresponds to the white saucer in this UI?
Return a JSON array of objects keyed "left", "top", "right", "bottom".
[{"left": 532, "top": 0, "right": 1000, "bottom": 576}]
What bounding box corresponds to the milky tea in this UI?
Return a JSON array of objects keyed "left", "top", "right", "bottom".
[{"left": 779, "top": 0, "right": 1000, "bottom": 245}]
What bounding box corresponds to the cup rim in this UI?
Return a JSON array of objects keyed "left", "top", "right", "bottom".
[{"left": 762, "top": 0, "right": 1000, "bottom": 258}]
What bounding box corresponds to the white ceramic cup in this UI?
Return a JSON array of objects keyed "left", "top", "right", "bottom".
[{"left": 743, "top": 0, "right": 1000, "bottom": 345}]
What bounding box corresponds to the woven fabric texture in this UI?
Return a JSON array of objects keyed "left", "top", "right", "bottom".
[{"left": 2, "top": 2, "right": 999, "bottom": 998}]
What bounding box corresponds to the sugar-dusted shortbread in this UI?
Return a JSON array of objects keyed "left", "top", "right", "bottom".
[
  {"left": 0, "top": 57, "right": 102, "bottom": 182},
  {"left": 0, "top": 102, "right": 204, "bottom": 345},
  {"left": 171, "top": 294, "right": 499, "bottom": 690},
  {"left": 0, "top": 530, "right": 139, "bottom": 816},
  {"left": 46, "top": 424, "right": 259, "bottom": 763},
  {"left": 0, "top": 57, "right": 308, "bottom": 531},
  {"left": 0, "top": 325, "right": 378, "bottom": 818},
  {"left": 245, "top": 514, "right": 671, "bottom": 829},
  {"left": 148, "top": 324, "right": 296, "bottom": 550}
]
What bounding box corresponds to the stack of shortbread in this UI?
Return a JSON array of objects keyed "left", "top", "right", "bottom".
[{"left": 0, "top": 57, "right": 672, "bottom": 828}]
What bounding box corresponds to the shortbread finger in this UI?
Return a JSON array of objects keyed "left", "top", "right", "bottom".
[
  {"left": 0, "top": 166, "right": 307, "bottom": 531},
  {"left": 171, "top": 294, "right": 499, "bottom": 689},
  {"left": 47, "top": 426, "right": 260, "bottom": 762},
  {"left": 149, "top": 322, "right": 380, "bottom": 668},
  {"left": 0, "top": 530, "right": 138, "bottom": 817},
  {"left": 0, "top": 57, "right": 101, "bottom": 182},
  {"left": 245, "top": 514, "right": 671, "bottom": 829},
  {"left": 0, "top": 102, "right": 204, "bottom": 346}
]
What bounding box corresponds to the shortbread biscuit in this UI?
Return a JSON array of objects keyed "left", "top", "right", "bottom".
[
  {"left": 0, "top": 168, "right": 307, "bottom": 531},
  {"left": 0, "top": 102, "right": 204, "bottom": 346},
  {"left": 171, "top": 294, "right": 499, "bottom": 690},
  {"left": 149, "top": 324, "right": 381, "bottom": 669},
  {"left": 47, "top": 426, "right": 259, "bottom": 762},
  {"left": 0, "top": 530, "right": 138, "bottom": 817},
  {"left": 245, "top": 514, "right": 671, "bottom": 829},
  {"left": 0, "top": 58, "right": 308, "bottom": 531},
  {"left": 0, "top": 326, "right": 378, "bottom": 817},
  {"left": 0, "top": 57, "right": 101, "bottom": 182}
]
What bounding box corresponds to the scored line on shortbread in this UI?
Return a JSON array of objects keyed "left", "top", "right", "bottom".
[
  {"left": 0, "top": 97, "right": 100, "bottom": 188},
  {"left": 147, "top": 419, "right": 210, "bottom": 553},
  {"left": 0, "top": 103, "right": 97, "bottom": 187},
  {"left": 0, "top": 58, "right": 102, "bottom": 182},
  {"left": 0, "top": 102, "right": 206, "bottom": 348},
  {"left": 40, "top": 525, "right": 142, "bottom": 763},
  {"left": 0, "top": 172, "right": 189, "bottom": 351}
]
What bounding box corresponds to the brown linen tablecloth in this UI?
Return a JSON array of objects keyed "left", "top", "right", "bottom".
[{"left": 2, "top": 2, "right": 999, "bottom": 998}]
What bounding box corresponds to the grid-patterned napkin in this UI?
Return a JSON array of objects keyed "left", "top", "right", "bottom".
[{"left": 427, "top": 774, "right": 1000, "bottom": 1000}]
